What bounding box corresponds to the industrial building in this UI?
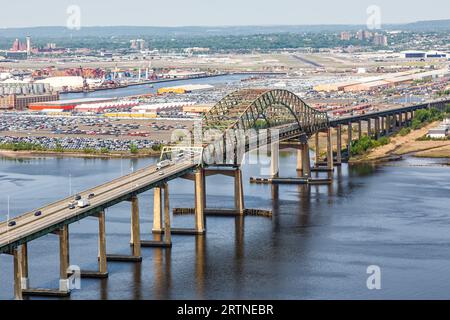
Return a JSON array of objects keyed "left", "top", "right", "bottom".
[
  {"left": 132, "top": 102, "right": 196, "bottom": 115},
  {"left": 29, "top": 98, "right": 116, "bottom": 111},
  {"left": 0, "top": 83, "right": 59, "bottom": 110},
  {"left": 35, "top": 76, "right": 85, "bottom": 91},
  {"left": 74, "top": 100, "right": 139, "bottom": 113},
  {"left": 427, "top": 119, "right": 450, "bottom": 139},
  {"left": 314, "top": 68, "right": 450, "bottom": 93},
  {"left": 402, "top": 51, "right": 448, "bottom": 59}
]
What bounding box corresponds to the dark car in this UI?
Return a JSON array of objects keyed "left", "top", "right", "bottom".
[
  {"left": 69, "top": 204, "right": 76, "bottom": 210},
  {"left": 8, "top": 221, "right": 16, "bottom": 227},
  {"left": 74, "top": 195, "right": 82, "bottom": 201},
  {"left": 34, "top": 211, "right": 42, "bottom": 217},
  {"left": 88, "top": 193, "right": 95, "bottom": 199}
]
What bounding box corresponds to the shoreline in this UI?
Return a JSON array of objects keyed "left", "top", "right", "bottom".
[
  {"left": 0, "top": 149, "right": 160, "bottom": 159},
  {"left": 349, "top": 121, "right": 450, "bottom": 164}
]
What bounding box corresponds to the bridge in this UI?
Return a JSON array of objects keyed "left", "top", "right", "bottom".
[{"left": 1, "top": 89, "right": 449, "bottom": 299}]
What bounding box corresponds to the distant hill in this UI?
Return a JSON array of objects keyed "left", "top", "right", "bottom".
[
  {"left": 0, "top": 19, "right": 449, "bottom": 38},
  {"left": 400, "top": 19, "right": 450, "bottom": 31}
]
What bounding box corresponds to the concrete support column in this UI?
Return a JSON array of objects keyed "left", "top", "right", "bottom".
[
  {"left": 326, "top": 128, "right": 334, "bottom": 171},
  {"left": 98, "top": 210, "right": 107, "bottom": 274},
  {"left": 20, "top": 243, "right": 29, "bottom": 290},
  {"left": 301, "top": 143, "right": 311, "bottom": 178},
  {"left": 270, "top": 142, "right": 279, "bottom": 177},
  {"left": 152, "top": 187, "right": 163, "bottom": 233},
  {"left": 59, "top": 225, "right": 69, "bottom": 293},
  {"left": 367, "top": 119, "right": 372, "bottom": 137},
  {"left": 13, "top": 247, "right": 23, "bottom": 300},
  {"left": 314, "top": 133, "right": 320, "bottom": 166},
  {"left": 234, "top": 168, "right": 245, "bottom": 215},
  {"left": 375, "top": 118, "right": 380, "bottom": 140},
  {"left": 296, "top": 149, "right": 303, "bottom": 172},
  {"left": 347, "top": 123, "right": 353, "bottom": 156},
  {"left": 357, "top": 121, "right": 362, "bottom": 139},
  {"left": 399, "top": 113, "right": 403, "bottom": 126},
  {"left": 381, "top": 117, "right": 385, "bottom": 135},
  {"left": 163, "top": 183, "right": 172, "bottom": 244},
  {"left": 336, "top": 125, "right": 342, "bottom": 164},
  {"left": 130, "top": 195, "right": 141, "bottom": 257},
  {"left": 194, "top": 169, "right": 206, "bottom": 233},
  {"left": 386, "top": 115, "right": 391, "bottom": 133}
]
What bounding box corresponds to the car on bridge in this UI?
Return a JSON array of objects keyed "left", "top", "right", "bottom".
[{"left": 156, "top": 160, "right": 171, "bottom": 171}]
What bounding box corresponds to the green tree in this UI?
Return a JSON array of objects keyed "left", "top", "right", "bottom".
[{"left": 130, "top": 143, "right": 139, "bottom": 154}]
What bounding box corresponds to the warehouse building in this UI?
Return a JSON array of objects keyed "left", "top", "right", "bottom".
[
  {"left": 132, "top": 102, "right": 196, "bottom": 114},
  {"left": 29, "top": 98, "right": 116, "bottom": 111}
]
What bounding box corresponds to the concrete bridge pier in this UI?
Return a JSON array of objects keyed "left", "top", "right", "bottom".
[
  {"left": 145, "top": 184, "right": 173, "bottom": 247},
  {"left": 358, "top": 121, "right": 362, "bottom": 140},
  {"left": 129, "top": 195, "right": 142, "bottom": 258},
  {"left": 96, "top": 211, "right": 108, "bottom": 277},
  {"left": 314, "top": 133, "right": 320, "bottom": 168},
  {"left": 326, "top": 128, "right": 334, "bottom": 171},
  {"left": 234, "top": 168, "right": 245, "bottom": 215},
  {"left": 367, "top": 119, "right": 372, "bottom": 138},
  {"left": 296, "top": 148, "right": 303, "bottom": 173},
  {"left": 270, "top": 141, "right": 280, "bottom": 177},
  {"left": 301, "top": 142, "right": 311, "bottom": 178},
  {"left": 18, "top": 226, "right": 72, "bottom": 298},
  {"left": 375, "top": 118, "right": 380, "bottom": 139},
  {"left": 386, "top": 115, "right": 391, "bottom": 134},
  {"left": 347, "top": 123, "right": 353, "bottom": 157},
  {"left": 152, "top": 186, "right": 163, "bottom": 234},
  {"left": 58, "top": 225, "right": 70, "bottom": 293},
  {"left": 20, "top": 243, "right": 29, "bottom": 290},
  {"left": 107, "top": 196, "right": 143, "bottom": 262},
  {"left": 194, "top": 169, "right": 206, "bottom": 233},
  {"left": 336, "top": 125, "right": 342, "bottom": 165},
  {"left": 12, "top": 247, "right": 23, "bottom": 300}
]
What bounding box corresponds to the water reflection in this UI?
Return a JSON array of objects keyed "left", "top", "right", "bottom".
[{"left": 2, "top": 153, "right": 450, "bottom": 299}]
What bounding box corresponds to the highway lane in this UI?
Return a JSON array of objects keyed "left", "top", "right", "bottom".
[
  {"left": 0, "top": 161, "right": 161, "bottom": 235},
  {"left": 0, "top": 159, "right": 198, "bottom": 252}
]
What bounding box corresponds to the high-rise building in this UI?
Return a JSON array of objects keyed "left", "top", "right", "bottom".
[
  {"left": 356, "top": 30, "right": 373, "bottom": 41},
  {"left": 373, "top": 34, "right": 388, "bottom": 46},
  {"left": 130, "top": 39, "right": 146, "bottom": 50},
  {"left": 11, "top": 39, "right": 21, "bottom": 51},
  {"left": 26, "top": 36, "right": 32, "bottom": 55},
  {"left": 340, "top": 32, "right": 351, "bottom": 41},
  {"left": 137, "top": 39, "right": 146, "bottom": 51},
  {"left": 11, "top": 38, "right": 29, "bottom": 52}
]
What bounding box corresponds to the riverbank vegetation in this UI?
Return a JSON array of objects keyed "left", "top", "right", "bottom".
[
  {"left": 350, "top": 136, "right": 390, "bottom": 156},
  {"left": 350, "top": 106, "right": 450, "bottom": 160},
  {"left": 0, "top": 141, "right": 162, "bottom": 157}
]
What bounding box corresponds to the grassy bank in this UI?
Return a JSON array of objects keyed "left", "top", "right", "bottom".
[
  {"left": 0, "top": 142, "right": 163, "bottom": 159},
  {"left": 350, "top": 106, "right": 450, "bottom": 162}
]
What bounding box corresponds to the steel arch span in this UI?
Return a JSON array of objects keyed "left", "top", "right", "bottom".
[
  {"left": 202, "top": 88, "right": 329, "bottom": 136},
  {"left": 161, "top": 89, "right": 330, "bottom": 165}
]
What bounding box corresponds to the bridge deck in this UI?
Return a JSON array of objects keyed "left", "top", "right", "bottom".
[{"left": 0, "top": 161, "right": 197, "bottom": 254}]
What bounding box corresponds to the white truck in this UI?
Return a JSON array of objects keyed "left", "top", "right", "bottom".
[
  {"left": 156, "top": 160, "right": 171, "bottom": 171},
  {"left": 77, "top": 199, "right": 90, "bottom": 208}
]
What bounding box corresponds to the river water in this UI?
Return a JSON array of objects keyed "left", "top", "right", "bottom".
[
  {"left": 1, "top": 152, "right": 450, "bottom": 300},
  {"left": 60, "top": 74, "right": 250, "bottom": 100}
]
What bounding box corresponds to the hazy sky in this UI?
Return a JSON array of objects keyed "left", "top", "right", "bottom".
[{"left": 0, "top": 0, "right": 449, "bottom": 28}]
